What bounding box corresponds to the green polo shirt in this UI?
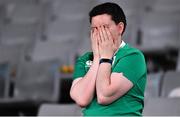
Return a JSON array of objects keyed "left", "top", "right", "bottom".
[{"left": 73, "top": 44, "right": 147, "bottom": 116}]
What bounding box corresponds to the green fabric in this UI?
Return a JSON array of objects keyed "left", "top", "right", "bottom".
[
  {"left": 73, "top": 52, "right": 93, "bottom": 79},
  {"left": 73, "top": 44, "right": 147, "bottom": 116}
]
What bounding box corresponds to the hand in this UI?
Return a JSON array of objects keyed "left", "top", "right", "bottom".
[
  {"left": 91, "top": 28, "right": 100, "bottom": 60},
  {"left": 97, "top": 26, "right": 116, "bottom": 59},
  {"left": 105, "top": 26, "right": 120, "bottom": 53}
]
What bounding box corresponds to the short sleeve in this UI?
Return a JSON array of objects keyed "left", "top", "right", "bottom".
[
  {"left": 73, "top": 52, "right": 92, "bottom": 80},
  {"left": 73, "top": 57, "right": 86, "bottom": 80},
  {"left": 112, "top": 52, "right": 146, "bottom": 84}
]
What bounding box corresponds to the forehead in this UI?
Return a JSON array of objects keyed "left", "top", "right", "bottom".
[{"left": 91, "top": 14, "right": 113, "bottom": 27}]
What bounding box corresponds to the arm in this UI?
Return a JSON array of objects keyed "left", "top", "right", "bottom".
[
  {"left": 70, "top": 28, "right": 99, "bottom": 107},
  {"left": 96, "top": 63, "right": 133, "bottom": 105},
  {"left": 70, "top": 57, "right": 99, "bottom": 107},
  {"left": 96, "top": 26, "right": 133, "bottom": 105}
]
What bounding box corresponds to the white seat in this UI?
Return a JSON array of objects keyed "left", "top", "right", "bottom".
[{"left": 168, "top": 87, "right": 180, "bottom": 98}]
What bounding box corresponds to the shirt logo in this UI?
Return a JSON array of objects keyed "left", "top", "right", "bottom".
[{"left": 85, "top": 60, "right": 93, "bottom": 67}]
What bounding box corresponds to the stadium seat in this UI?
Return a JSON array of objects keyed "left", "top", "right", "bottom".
[
  {"left": 38, "top": 103, "right": 82, "bottom": 116},
  {"left": 145, "top": 72, "right": 163, "bottom": 98},
  {"left": 143, "top": 98, "right": 180, "bottom": 116},
  {"left": 160, "top": 71, "right": 180, "bottom": 97}
]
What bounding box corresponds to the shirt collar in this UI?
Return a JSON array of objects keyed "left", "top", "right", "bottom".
[{"left": 114, "top": 40, "right": 126, "bottom": 56}]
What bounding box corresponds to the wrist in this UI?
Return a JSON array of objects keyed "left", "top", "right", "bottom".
[
  {"left": 100, "top": 55, "right": 113, "bottom": 59},
  {"left": 93, "top": 56, "right": 100, "bottom": 63},
  {"left": 99, "top": 58, "right": 113, "bottom": 65}
]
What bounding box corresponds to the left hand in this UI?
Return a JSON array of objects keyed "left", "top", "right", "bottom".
[{"left": 97, "top": 26, "right": 117, "bottom": 59}]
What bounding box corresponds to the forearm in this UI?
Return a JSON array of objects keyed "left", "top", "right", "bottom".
[
  {"left": 70, "top": 57, "right": 99, "bottom": 107},
  {"left": 96, "top": 63, "right": 134, "bottom": 105},
  {"left": 96, "top": 63, "right": 113, "bottom": 97}
]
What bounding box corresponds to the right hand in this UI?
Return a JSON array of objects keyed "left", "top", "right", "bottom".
[{"left": 91, "top": 28, "right": 100, "bottom": 60}]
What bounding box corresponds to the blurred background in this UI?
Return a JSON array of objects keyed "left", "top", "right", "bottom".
[{"left": 0, "top": 0, "right": 180, "bottom": 116}]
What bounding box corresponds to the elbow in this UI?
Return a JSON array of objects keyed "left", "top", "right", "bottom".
[
  {"left": 96, "top": 89, "right": 113, "bottom": 105},
  {"left": 76, "top": 99, "right": 89, "bottom": 107},
  {"left": 70, "top": 91, "right": 89, "bottom": 107},
  {"left": 97, "top": 94, "right": 109, "bottom": 105}
]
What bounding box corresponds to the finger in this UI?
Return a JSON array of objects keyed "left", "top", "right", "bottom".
[
  {"left": 91, "top": 29, "right": 97, "bottom": 48},
  {"left": 90, "top": 30, "right": 94, "bottom": 51},
  {"left": 99, "top": 26, "right": 105, "bottom": 42},
  {"left": 93, "top": 28, "right": 99, "bottom": 43},
  {"left": 90, "top": 30, "right": 93, "bottom": 45},
  {"left": 97, "top": 27, "right": 102, "bottom": 43},
  {"left": 102, "top": 25, "right": 109, "bottom": 41},
  {"left": 105, "top": 27, "right": 114, "bottom": 43},
  {"left": 93, "top": 28, "right": 98, "bottom": 39},
  {"left": 97, "top": 34, "right": 101, "bottom": 49},
  {"left": 97, "top": 29, "right": 102, "bottom": 45},
  {"left": 91, "top": 28, "right": 93, "bottom": 38},
  {"left": 94, "top": 29, "right": 98, "bottom": 43},
  {"left": 96, "top": 34, "right": 99, "bottom": 45}
]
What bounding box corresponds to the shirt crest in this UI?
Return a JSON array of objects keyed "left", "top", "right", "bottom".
[{"left": 85, "top": 60, "right": 93, "bottom": 67}]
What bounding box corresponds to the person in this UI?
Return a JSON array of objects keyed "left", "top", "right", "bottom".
[{"left": 70, "top": 2, "right": 147, "bottom": 116}]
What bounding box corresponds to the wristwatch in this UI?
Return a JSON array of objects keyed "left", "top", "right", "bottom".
[{"left": 99, "top": 58, "right": 113, "bottom": 65}]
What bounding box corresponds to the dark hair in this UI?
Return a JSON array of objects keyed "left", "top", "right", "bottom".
[{"left": 89, "top": 2, "right": 127, "bottom": 34}]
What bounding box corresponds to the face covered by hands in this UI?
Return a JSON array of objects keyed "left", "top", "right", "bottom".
[
  {"left": 90, "top": 14, "right": 124, "bottom": 60},
  {"left": 91, "top": 25, "right": 120, "bottom": 60},
  {"left": 97, "top": 25, "right": 119, "bottom": 59}
]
